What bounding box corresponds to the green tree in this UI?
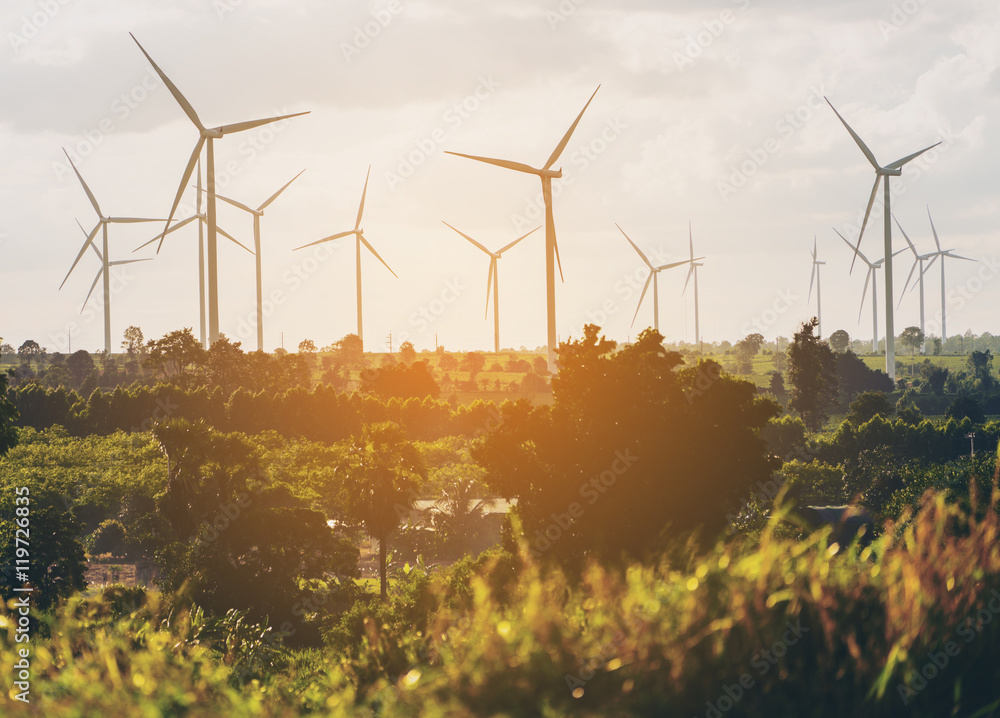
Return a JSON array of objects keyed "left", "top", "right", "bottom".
[
  {"left": 336, "top": 334, "right": 364, "bottom": 368},
  {"left": 900, "top": 326, "right": 925, "bottom": 356},
  {"left": 66, "top": 350, "right": 95, "bottom": 387},
  {"left": 847, "top": 391, "right": 894, "bottom": 425},
  {"left": 144, "top": 328, "right": 205, "bottom": 379},
  {"left": 788, "top": 318, "right": 839, "bottom": 430},
  {"left": 398, "top": 340, "right": 416, "bottom": 365},
  {"left": 360, "top": 360, "right": 440, "bottom": 400},
  {"left": 460, "top": 352, "right": 487, "bottom": 378},
  {"left": 0, "top": 373, "right": 18, "bottom": 456},
  {"left": 121, "top": 326, "right": 145, "bottom": 358},
  {"left": 733, "top": 333, "right": 764, "bottom": 374},
  {"left": 829, "top": 329, "right": 850, "bottom": 353},
  {"left": 920, "top": 360, "right": 949, "bottom": 396},
  {"left": 298, "top": 339, "right": 317, "bottom": 354},
  {"left": 967, "top": 350, "right": 994, "bottom": 389},
  {"left": 475, "top": 325, "right": 778, "bottom": 562},
  {"left": 17, "top": 339, "right": 42, "bottom": 368},
  {"left": 439, "top": 353, "right": 458, "bottom": 371},
  {"left": 338, "top": 422, "right": 426, "bottom": 600}
]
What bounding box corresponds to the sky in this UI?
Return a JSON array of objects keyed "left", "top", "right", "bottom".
[{"left": 1, "top": 0, "right": 998, "bottom": 355}]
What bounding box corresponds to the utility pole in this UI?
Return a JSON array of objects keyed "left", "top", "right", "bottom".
[{"left": 386, "top": 332, "right": 393, "bottom": 354}]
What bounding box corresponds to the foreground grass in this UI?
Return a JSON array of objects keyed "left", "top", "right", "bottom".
[{"left": 4, "top": 486, "right": 1000, "bottom": 716}]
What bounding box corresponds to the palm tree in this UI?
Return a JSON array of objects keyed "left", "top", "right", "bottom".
[
  {"left": 430, "top": 474, "right": 490, "bottom": 552},
  {"left": 339, "top": 422, "right": 425, "bottom": 600}
]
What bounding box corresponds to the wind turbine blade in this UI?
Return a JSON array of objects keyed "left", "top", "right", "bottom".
[
  {"left": 811, "top": 237, "right": 817, "bottom": 261},
  {"left": 445, "top": 151, "right": 538, "bottom": 176},
  {"left": 215, "top": 224, "right": 253, "bottom": 254},
  {"left": 859, "top": 268, "right": 872, "bottom": 323},
  {"left": 886, "top": 142, "right": 942, "bottom": 170},
  {"left": 892, "top": 213, "right": 918, "bottom": 256},
  {"left": 899, "top": 259, "right": 920, "bottom": 303},
  {"left": 824, "top": 97, "right": 880, "bottom": 169},
  {"left": 543, "top": 85, "right": 600, "bottom": 170},
  {"left": 497, "top": 226, "right": 540, "bottom": 255},
  {"left": 355, "top": 166, "right": 370, "bottom": 231},
  {"left": 210, "top": 192, "right": 256, "bottom": 215},
  {"left": 359, "top": 235, "right": 397, "bottom": 278},
  {"left": 63, "top": 149, "right": 102, "bottom": 217},
  {"left": 833, "top": 227, "right": 872, "bottom": 268},
  {"left": 130, "top": 33, "right": 205, "bottom": 131},
  {"left": 135, "top": 215, "right": 196, "bottom": 252},
  {"left": 159, "top": 136, "right": 206, "bottom": 253},
  {"left": 631, "top": 272, "right": 652, "bottom": 327},
  {"left": 926, "top": 206, "right": 942, "bottom": 251},
  {"left": 108, "top": 217, "right": 164, "bottom": 224},
  {"left": 215, "top": 111, "right": 310, "bottom": 135},
  {"left": 682, "top": 264, "right": 694, "bottom": 295},
  {"left": 914, "top": 254, "right": 938, "bottom": 287},
  {"left": 852, "top": 175, "right": 882, "bottom": 273},
  {"left": 944, "top": 252, "right": 975, "bottom": 262},
  {"left": 808, "top": 265, "right": 816, "bottom": 302},
  {"left": 485, "top": 259, "right": 495, "bottom": 319},
  {"left": 292, "top": 230, "right": 354, "bottom": 251},
  {"left": 442, "top": 221, "right": 491, "bottom": 255},
  {"left": 88, "top": 241, "right": 103, "bottom": 263},
  {"left": 258, "top": 169, "right": 305, "bottom": 211},
  {"left": 82, "top": 266, "right": 104, "bottom": 311},
  {"left": 61, "top": 222, "right": 102, "bottom": 290},
  {"left": 616, "top": 223, "right": 653, "bottom": 270},
  {"left": 109, "top": 258, "right": 154, "bottom": 267},
  {"left": 553, "top": 235, "right": 565, "bottom": 283},
  {"left": 657, "top": 257, "right": 704, "bottom": 271}
]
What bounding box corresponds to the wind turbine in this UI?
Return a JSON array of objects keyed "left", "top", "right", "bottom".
[
  {"left": 60, "top": 150, "right": 162, "bottom": 355},
  {"left": 293, "top": 167, "right": 396, "bottom": 349},
  {"left": 825, "top": 97, "right": 941, "bottom": 377},
  {"left": 209, "top": 170, "right": 305, "bottom": 351},
  {"left": 834, "top": 228, "right": 898, "bottom": 353},
  {"left": 74, "top": 220, "right": 152, "bottom": 315},
  {"left": 893, "top": 213, "right": 937, "bottom": 353},
  {"left": 446, "top": 86, "right": 600, "bottom": 372},
  {"left": 682, "top": 222, "right": 704, "bottom": 352},
  {"left": 135, "top": 160, "right": 252, "bottom": 348},
  {"left": 442, "top": 221, "right": 539, "bottom": 353},
  {"left": 616, "top": 224, "right": 701, "bottom": 334},
  {"left": 131, "top": 33, "right": 308, "bottom": 346},
  {"left": 924, "top": 207, "right": 975, "bottom": 344},
  {"left": 808, "top": 237, "right": 825, "bottom": 338}
]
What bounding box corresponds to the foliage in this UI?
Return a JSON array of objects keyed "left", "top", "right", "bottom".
[
  {"left": 476, "top": 325, "right": 779, "bottom": 563},
  {"left": 361, "top": 360, "right": 440, "bottom": 401},
  {"left": 900, "top": 326, "right": 925, "bottom": 355},
  {"left": 788, "top": 318, "right": 839, "bottom": 429},
  {"left": 761, "top": 414, "right": 808, "bottom": 461},
  {"left": 0, "top": 372, "right": 18, "bottom": 456},
  {"left": 948, "top": 394, "right": 986, "bottom": 425},
  {"left": 828, "top": 329, "right": 850, "bottom": 353},
  {"left": 847, "top": 391, "right": 894, "bottom": 425},
  {"left": 836, "top": 350, "right": 894, "bottom": 404}
]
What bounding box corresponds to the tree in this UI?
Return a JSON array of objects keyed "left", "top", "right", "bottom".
[
  {"left": 17, "top": 340, "right": 42, "bottom": 368},
  {"left": 733, "top": 333, "right": 764, "bottom": 374},
  {"left": 439, "top": 353, "right": 458, "bottom": 371},
  {"left": 0, "top": 343, "right": 14, "bottom": 356},
  {"left": 360, "top": 360, "right": 440, "bottom": 400},
  {"left": 398, "top": 340, "right": 416, "bottom": 365},
  {"left": 337, "top": 422, "right": 426, "bottom": 600},
  {"left": 298, "top": 339, "right": 317, "bottom": 354},
  {"left": 829, "top": 329, "right": 850, "bottom": 353},
  {"left": 202, "top": 336, "right": 246, "bottom": 393},
  {"left": 0, "top": 373, "right": 18, "bottom": 456},
  {"left": 66, "top": 350, "right": 95, "bottom": 387},
  {"left": 430, "top": 475, "right": 490, "bottom": 553},
  {"left": 144, "top": 328, "right": 205, "bottom": 379},
  {"left": 335, "top": 334, "right": 364, "bottom": 368},
  {"left": 947, "top": 394, "right": 985, "bottom": 425},
  {"left": 475, "top": 325, "right": 779, "bottom": 563},
  {"left": 460, "top": 352, "right": 486, "bottom": 378},
  {"left": 920, "top": 360, "right": 949, "bottom": 396},
  {"left": 836, "top": 350, "right": 894, "bottom": 403},
  {"left": 122, "top": 326, "right": 145, "bottom": 358},
  {"left": 900, "top": 326, "right": 924, "bottom": 356},
  {"left": 787, "top": 318, "right": 839, "bottom": 431},
  {"left": 847, "top": 391, "right": 894, "bottom": 425},
  {"left": 967, "top": 350, "right": 994, "bottom": 389}
]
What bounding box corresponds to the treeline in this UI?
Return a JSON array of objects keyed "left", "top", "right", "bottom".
[{"left": 8, "top": 382, "right": 506, "bottom": 442}]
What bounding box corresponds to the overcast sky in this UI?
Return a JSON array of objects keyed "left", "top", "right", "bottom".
[{"left": 1, "top": 0, "right": 998, "bottom": 354}]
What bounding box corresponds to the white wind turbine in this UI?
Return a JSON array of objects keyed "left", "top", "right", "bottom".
[
  {"left": 834, "top": 228, "right": 901, "bottom": 353},
  {"left": 60, "top": 150, "right": 162, "bottom": 355},
  {"left": 682, "top": 222, "right": 704, "bottom": 351},
  {"left": 924, "top": 207, "right": 975, "bottom": 344},
  {"left": 893, "top": 213, "right": 937, "bottom": 354},
  {"left": 825, "top": 97, "right": 941, "bottom": 377},
  {"left": 442, "top": 222, "right": 539, "bottom": 354},
  {"left": 446, "top": 86, "right": 600, "bottom": 372},
  {"left": 134, "top": 160, "right": 252, "bottom": 348},
  {"left": 210, "top": 170, "right": 305, "bottom": 351},
  {"left": 293, "top": 167, "right": 396, "bottom": 349},
  {"left": 74, "top": 220, "right": 152, "bottom": 316},
  {"left": 131, "top": 33, "right": 308, "bottom": 346},
  {"left": 808, "top": 237, "right": 825, "bottom": 338},
  {"left": 616, "top": 223, "right": 701, "bottom": 334}
]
